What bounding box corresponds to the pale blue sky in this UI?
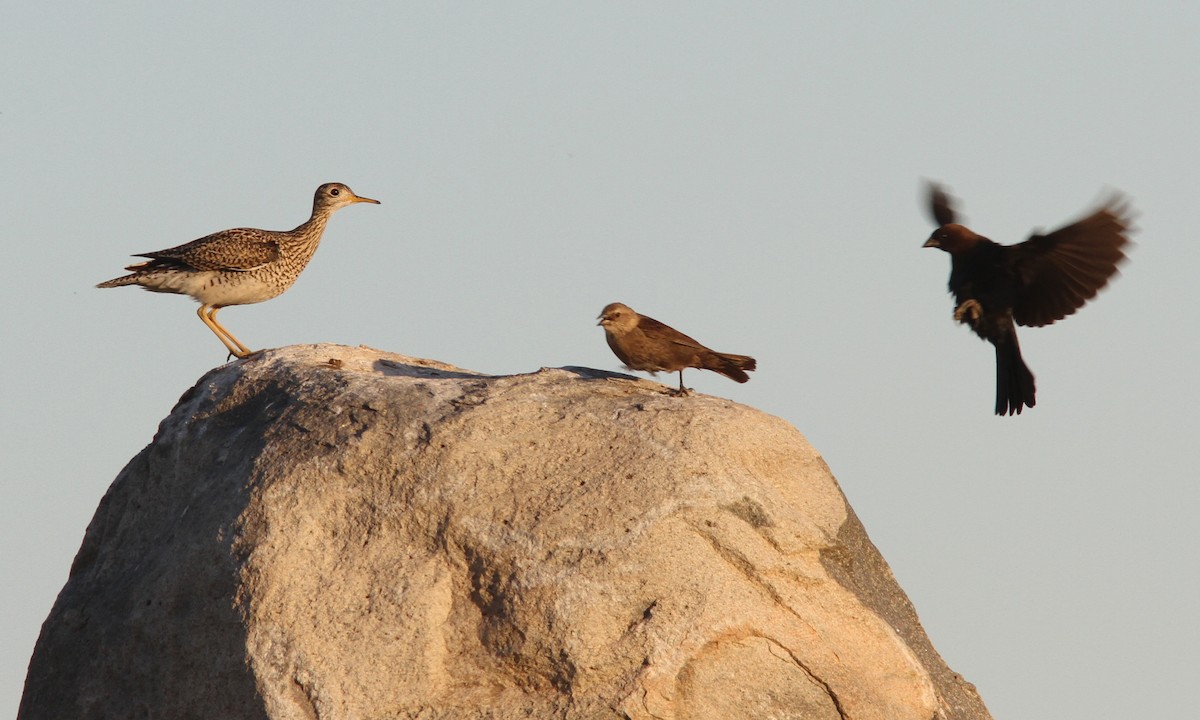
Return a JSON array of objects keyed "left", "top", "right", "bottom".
[{"left": 3, "top": 3, "right": 1197, "bottom": 718}]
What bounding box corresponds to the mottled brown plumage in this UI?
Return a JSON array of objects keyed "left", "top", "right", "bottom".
[
  {"left": 597, "top": 302, "right": 756, "bottom": 395},
  {"left": 98, "top": 183, "right": 379, "bottom": 358},
  {"left": 923, "top": 182, "right": 1132, "bottom": 415}
]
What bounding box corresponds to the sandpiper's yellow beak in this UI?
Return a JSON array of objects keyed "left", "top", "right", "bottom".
[{"left": 352, "top": 194, "right": 381, "bottom": 205}]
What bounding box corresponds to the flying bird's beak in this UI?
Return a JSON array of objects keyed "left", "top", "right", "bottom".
[
  {"left": 352, "top": 194, "right": 381, "bottom": 205},
  {"left": 922, "top": 237, "right": 940, "bottom": 248}
]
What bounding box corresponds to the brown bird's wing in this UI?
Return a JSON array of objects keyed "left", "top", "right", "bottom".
[
  {"left": 638, "top": 315, "right": 756, "bottom": 383},
  {"left": 927, "top": 182, "right": 959, "bottom": 226},
  {"left": 1007, "top": 196, "right": 1132, "bottom": 327},
  {"left": 636, "top": 315, "right": 711, "bottom": 353},
  {"left": 135, "top": 229, "right": 281, "bottom": 272}
]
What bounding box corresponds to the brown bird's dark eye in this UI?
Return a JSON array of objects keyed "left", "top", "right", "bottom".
[{"left": 329, "top": 188, "right": 340, "bottom": 196}]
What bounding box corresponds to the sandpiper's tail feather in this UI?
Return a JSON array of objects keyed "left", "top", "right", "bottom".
[{"left": 96, "top": 274, "right": 142, "bottom": 289}]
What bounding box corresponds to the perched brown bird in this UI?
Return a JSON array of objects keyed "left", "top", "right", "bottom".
[
  {"left": 923, "top": 182, "right": 1132, "bottom": 415},
  {"left": 98, "top": 183, "right": 379, "bottom": 358},
  {"left": 597, "top": 302, "right": 756, "bottom": 395}
]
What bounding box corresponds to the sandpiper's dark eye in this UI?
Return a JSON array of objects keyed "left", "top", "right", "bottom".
[{"left": 330, "top": 188, "right": 341, "bottom": 196}]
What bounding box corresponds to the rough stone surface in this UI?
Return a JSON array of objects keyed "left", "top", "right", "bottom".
[{"left": 20, "top": 344, "right": 992, "bottom": 720}]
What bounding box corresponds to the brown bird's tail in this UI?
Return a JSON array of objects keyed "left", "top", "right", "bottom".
[
  {"left": 994, "top": 338, "right": 1036, "bottom": 416},
  {"left": 706, "top": 352, "right": 757, "bottom": 384}
]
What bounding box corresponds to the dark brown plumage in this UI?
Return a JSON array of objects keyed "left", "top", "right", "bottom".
[
  {"left": 923, "top": 182, "right": 1132, "bottom": 415},
  {"left": 597, "top": 302, "right": 756, "bottom": 395}
]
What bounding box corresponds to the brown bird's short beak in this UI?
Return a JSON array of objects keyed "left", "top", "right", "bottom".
[
  {"left": 922, "top": 238, "right": 939, "bottom": 248},
  {"left": 352, "top": 195, "right": 381, "bottom": 205}
]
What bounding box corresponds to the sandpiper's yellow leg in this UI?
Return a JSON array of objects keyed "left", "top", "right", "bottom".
[
  {"left": 197, "top": 305, "right": 254, "bottom": 358},
  {"left": 208, "top": 307, "right": 255, "bottom": 357}
]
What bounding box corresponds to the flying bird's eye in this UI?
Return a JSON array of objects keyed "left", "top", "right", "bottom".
[{"left": 329, "top": 188, "right": 341, "bottom": 197}]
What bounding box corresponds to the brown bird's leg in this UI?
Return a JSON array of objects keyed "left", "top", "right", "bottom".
[
  {"left": 954, "top": 299, "right": 983, "bottom": 325},
  {"left": 197, "top": 305, "right": 254, "bottom": 358},
  {"left": 668, "top": 370, "right": 692, "bottom": 397}
]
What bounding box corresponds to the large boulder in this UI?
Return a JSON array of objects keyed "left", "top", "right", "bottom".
[{"left": 20, "top": 344, "right": 990, "bottom": 720}]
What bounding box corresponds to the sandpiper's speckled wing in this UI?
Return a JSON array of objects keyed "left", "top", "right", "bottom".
[{"left": 135, "top": 228, "right": 281, "bottom": 272}]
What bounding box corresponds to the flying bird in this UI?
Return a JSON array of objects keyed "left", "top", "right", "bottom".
[
  {"left": 923, "top": 182, "right": 1132, "bottom": 415},
  {"left": 597, "top": 302, "right": 756, "bottom": 396},
  {"left": 98, "top": 183, "right": 379, "bottom": 358}
]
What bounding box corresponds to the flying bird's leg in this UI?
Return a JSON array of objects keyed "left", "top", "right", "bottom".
[{"left": 954, "top": 299, "right": 983, "bottom": 326}]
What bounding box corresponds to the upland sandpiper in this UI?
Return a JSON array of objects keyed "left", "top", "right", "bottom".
[{"left": 98, "top": 182, "right": 379, "bottom": 358}]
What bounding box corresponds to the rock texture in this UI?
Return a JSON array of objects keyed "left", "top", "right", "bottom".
[{"left": 20, "top": 344, "right": 992, "bottom": 720}]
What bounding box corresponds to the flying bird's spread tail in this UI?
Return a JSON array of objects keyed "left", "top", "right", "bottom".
[{"left": 994, "top": 337, "right": 1036, "bottom": 416}]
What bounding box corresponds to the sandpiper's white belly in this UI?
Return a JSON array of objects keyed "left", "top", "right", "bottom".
[{"left": 141, "top": 269, "right": 286, "bottom": 306}]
